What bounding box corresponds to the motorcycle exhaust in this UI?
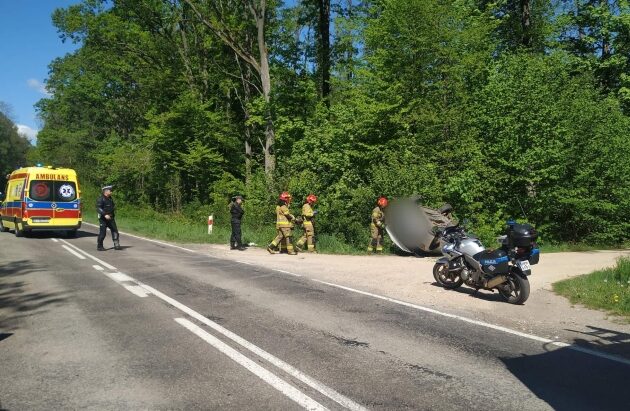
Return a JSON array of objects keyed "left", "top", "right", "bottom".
[{"left": 485, "top": 275, "right": 507, "bottom": 288}]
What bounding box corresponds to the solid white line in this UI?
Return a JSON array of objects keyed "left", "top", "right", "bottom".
[
  {"left": 62, "top": 245, "right": 86, "bottom": 260},
  {"left": 93, "top": 265, "right": 104, "bottom": 271},
  {"left": 51, "top": 238, "right": 59, "bottom": 243},
  {"left": 176, "top": 318, "right": 328, "bottom": 411},
  {"left": 58, "top": 239, "right": 117, "bottom": 270},
  {"left": 83, "top": 222, "right": 197, "bottom": 253},
  {"left": 237, "top": 260, "right": 254, "bottom": 265},
  {"left": 122, "top": 284, "right": 150, "bottom": 298},
  {"left": 274, "top": 269, "right": 302, "bottom": 277},
  {"left": 141, "top": 284, "right": 366, "bottom": 411},
  {"left": 311, "top": 279, "right": 630, "bottom": 367}
]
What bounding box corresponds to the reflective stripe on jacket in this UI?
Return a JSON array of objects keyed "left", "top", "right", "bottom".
[
  {"left": 276, "top": 205, "right": 294, "bottom": 228},
  {"left": 371, "top": 206, "right": 384, "bottom": 228}
]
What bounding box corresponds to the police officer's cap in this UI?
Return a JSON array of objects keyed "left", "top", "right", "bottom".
[{"left": 102, "top": 185, "right": 113, "bottom": 192}]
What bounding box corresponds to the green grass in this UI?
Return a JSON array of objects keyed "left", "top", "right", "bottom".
[
  {"left": 83, "top": 206, "right": 372, "bottom": 255},
  {"left": 553, "top": 257, "right": 630, "bottom": 319},
  {"left": 539, "top": 242, "right": 630, "bottom": 253}
]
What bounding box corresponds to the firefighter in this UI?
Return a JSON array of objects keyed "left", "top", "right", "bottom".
[
  {"left": 368, "top": 196, "right": 388, "bottom": 254},
  {"left": 296, "top": 194, "right": 318, "bottom": 252},
  {"left": 96, "top": 185, "right": 121, "bottom": 251},
  {"left": 267, "top": 192, "right": 298, "bottom": 255}
]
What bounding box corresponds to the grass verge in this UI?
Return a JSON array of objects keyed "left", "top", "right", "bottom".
[
  {"left": 83, "top": 206, "right": 371, "bottom": 255},
  {"left": 553, "top": 257, "right": 630, "bottom": 319}
]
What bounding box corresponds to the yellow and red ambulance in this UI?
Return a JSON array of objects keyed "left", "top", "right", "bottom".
[{"left": 0, "top": 166, "right": 82, "bottom": 237}]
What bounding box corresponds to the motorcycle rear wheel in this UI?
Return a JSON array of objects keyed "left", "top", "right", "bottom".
[
  {"left": 433, "top": 263, "right": 463, "bottom": 289},
  {"left": 498, "top": 273, "right": 530, "bottom": 304}
]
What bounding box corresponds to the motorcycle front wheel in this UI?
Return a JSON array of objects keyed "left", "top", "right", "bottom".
[
  {"left": 432, "top": 262, "right": 463, "bottom": 289},
  {"left": 498, "top": 273, "right": 530, "bottom": 304}
]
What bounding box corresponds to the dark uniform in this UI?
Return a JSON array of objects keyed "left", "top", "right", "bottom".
[
  {"left": 229, "top": 196, "right": 245, "bottom": 250},
  {"left": 96, "top": 186, "right": 121, "bottom": 251}
]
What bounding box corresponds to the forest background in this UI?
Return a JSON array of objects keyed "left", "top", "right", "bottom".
[{"left": 2, "top": 0, "right": 630, "bottom": 249}]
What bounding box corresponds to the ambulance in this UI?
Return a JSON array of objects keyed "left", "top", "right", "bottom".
[{"left": 0, "top": 166, "right": 82, "bottom": 237}]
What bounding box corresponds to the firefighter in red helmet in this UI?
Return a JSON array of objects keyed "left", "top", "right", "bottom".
[
  {"left": 368, "top": 196, "right": 388, "bottom": 254},
  {"left": 296, "top": 194, "right": 318, "bottom": 253},
  {"left": 267, "top": 192, "right": 298, "bottom": 255}
]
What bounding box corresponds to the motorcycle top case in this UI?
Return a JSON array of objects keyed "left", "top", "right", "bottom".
[
  {"left": 508, "top": 223, "right": 538, "bottom": 247},
  {"left": 474, "top": 249, "right": 510, "bottom": 274}
]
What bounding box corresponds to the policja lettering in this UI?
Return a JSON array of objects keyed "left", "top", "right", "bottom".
[{"left": 96, "top": 185, "right": 121, "bottom": 251}]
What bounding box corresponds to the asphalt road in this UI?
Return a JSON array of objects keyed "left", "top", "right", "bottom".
[{"left": 1, "top": 227, "right": 628, "bottom": 410}]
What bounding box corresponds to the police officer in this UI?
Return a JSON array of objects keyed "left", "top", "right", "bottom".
[
  {"left": 296, "top": 194, "right": 318, "bottom": 252},
  {"left": 267, "top": 192, "right": 298, "bottom": 255},
  {"left": 368, "top": 196, "right": 388, "bottom": 254},
  {"left": 229, "top": 195, "right": 245, "bottom": 250},
  {"left": 96, "top": 185, "right": 121, "bottom": 251}
]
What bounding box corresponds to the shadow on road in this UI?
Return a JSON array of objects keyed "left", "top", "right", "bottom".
[
  {"left": 0, "top": 260, "right": 68, "bottom": 331},
  {"left": 429, "top": 281, "right": 505, "bottom": 302},
  {"left": 24, "top": 230, "right": 97, "bottom": 239},
  {"left": 502, "top": 339, "right": 630, "bottom": 410}
]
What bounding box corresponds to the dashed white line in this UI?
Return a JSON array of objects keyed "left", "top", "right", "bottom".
[
  {"left": 311, "top": 279, "right": 630, "bottom": 367},
  {"left": 51, "top": 238, "right": 59, "bottom": 243},
  {"left": 62, "top": 245, "right": 86, "bottom": 260},
  {"left": 122, "top": 284, "right": 150, "bottom": 298},
  {"left": 140, "top": 284, "right": 367, "bottom": 411},
  {"left": 107, "top": 272, "right": 135, "bottom": 282},
  {"left": 176, "top": 318, "right": 328, "bottom": 411},
  {"left": 58, "top": 239, "right": 116, "bottom": 270},
  {"left": 93, "top": 265, "right": 104, "bottom": 271},
  {"left": 83, "top": 222, "right": 196, "bottom": 253}
]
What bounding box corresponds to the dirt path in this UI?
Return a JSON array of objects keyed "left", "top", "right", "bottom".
[{"left": 191, "top": 243, "right": 630, "bottom": 357}]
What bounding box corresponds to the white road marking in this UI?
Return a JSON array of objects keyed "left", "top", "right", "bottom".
[
  {"left": 51, "top": 238, "right": 59, "bottom": 243},
  {"left": 83, "top": 222, "right": 196, "bottom": 253},
  {"left": 311, "top": 279, "right": 630, "bottom": 367},
  {"left": 62, "top": 245, "right": 86, "bottom": 260},
  {"left": 122, "top": 284, "right": 150, "bottom": 298},
  {"left": 59, "top": 240, "right": 365, "bottom": 410},
  {"left": 176, "top": 318, "right": 328, "bottom": 411},
  {"left": 93, "top": 265, "right": 104, "bottom": 271},
  {"left": 76, "top": 226, "right": 630, "bottom": 367},
  {"left": 274, "top": 269, "right": 302, "bottom": 277},
  {"left": 58, "top": 239, "right": 117, "bottom": 270},
  {"left": 108, "top": 272, "right": 135, "bottom": 282},
  {"left": 140, "top": 284, "right": 367, "bottom": 411}
]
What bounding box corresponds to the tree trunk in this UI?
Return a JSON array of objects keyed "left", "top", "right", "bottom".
[
  {"left": 521, "top": 0, "right": 531, "bottom": 47},
  {"left": 318, "top": 0, "right": 331, "bottom": 104},
  {"left": 254, "top": 1, "right": 276, "bottom": 175}
]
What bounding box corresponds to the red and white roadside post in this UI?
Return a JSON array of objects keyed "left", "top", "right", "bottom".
[{"left": 207, "top": 214, "right": 213, "bottom": 234}]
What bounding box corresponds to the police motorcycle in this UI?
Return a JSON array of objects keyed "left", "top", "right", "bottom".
[{"left": 431, "top": 221, "right": 540, "bottom": 304}]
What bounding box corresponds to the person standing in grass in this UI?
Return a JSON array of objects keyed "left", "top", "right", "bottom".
[
  {"left": 296, "top": 194, "right": 318, "bottom": 253},
  {"left": 368, "top": 196, "right": 388, "bottom": 254},
  {"left": 229, "top": 195, "right": 245, "bottom": 251}
]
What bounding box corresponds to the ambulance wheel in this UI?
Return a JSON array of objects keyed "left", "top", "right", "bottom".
[
  {"left": 0, "top": 219, "right": 8, "bottom": 232},
  {"left": 14, "top": 220, "right": 24, "bottom": 237}
]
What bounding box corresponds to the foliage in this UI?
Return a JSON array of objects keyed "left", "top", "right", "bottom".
[
  {"left": 553, "top": 257, "right": 630, "bottom": 319},
  {"left": 0, "top": 108, "right": 31, "bottom": 190},
  {"left": 27, "top": 0, "right": 630, "bottom": 249}
]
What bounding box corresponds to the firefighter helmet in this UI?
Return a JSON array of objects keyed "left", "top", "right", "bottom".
[
  {"left": 377, "top": 196, "right": 388, "bottom": 208},
  {"left": 279, "top": 192, "right": 292, "bottom": 203},
  {"left": 306, "top": 194, "right": 317, "bottom": 204}
]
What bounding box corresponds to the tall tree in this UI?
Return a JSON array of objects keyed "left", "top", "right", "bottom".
[
  {"left": 182, "top": 0, "right": 277, "bottom": 176},
  {"left": 317, "top": 0, "right": 331, "bottom": 103}
]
